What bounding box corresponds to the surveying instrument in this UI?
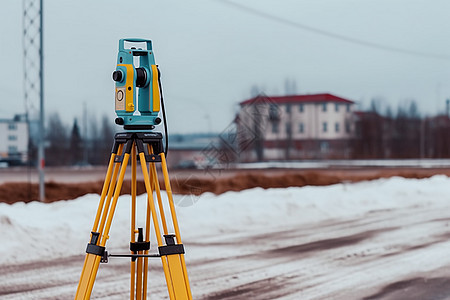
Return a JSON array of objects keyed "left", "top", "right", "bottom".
[{"left": 75, "top": 39, "right": 192, "bottom": 300}]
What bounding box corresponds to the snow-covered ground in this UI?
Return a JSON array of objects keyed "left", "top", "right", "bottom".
[
  {"left": 236, "top": 159, "right": 450, "bottom": 169},
  {"left": 1, "top": 176, "right": 450, "bottom": 299}
]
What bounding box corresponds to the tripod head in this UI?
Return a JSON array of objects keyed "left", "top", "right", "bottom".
[{"left": 113, "top": 38, "right": 162, "bottom": 130}]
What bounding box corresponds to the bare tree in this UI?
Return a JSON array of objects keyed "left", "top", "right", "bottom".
[{"left": 46, "top": 112, "right": 69, "bottom": 165}]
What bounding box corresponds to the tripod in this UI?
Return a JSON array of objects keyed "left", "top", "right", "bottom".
[{"left": 75, "top": 131, "right": 192, "bottom": 300}]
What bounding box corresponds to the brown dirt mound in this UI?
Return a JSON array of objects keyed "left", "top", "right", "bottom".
[
  {"left": 169, "top": 172, "right": 342, "bottom": 195},
  {"left": 1, "top": 168, "right": 449, "bottom": 204},
  {"left": 0, "top": 180, "right": 152, "bottom": 204}
]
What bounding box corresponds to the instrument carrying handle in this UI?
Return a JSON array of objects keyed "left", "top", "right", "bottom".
[
  {"left": 124, "top": 38, "right": 150, "bottom": 43},
  {"left": 119, "top": 39, "right": 152, "bottom": 51}
]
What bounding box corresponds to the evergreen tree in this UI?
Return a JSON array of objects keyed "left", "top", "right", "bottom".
[
  {"left": 99, "top": 115, "right": 115, "bottom": 164},
  {"left": 70, "top": 118, "right": 83, "bottom": 165}
]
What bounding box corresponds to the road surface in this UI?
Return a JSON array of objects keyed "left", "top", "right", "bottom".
[{"left": 1, "top": 196, "right": 450, "bottom": 299}]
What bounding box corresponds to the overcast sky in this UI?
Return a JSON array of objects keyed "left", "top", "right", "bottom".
[{"left": 2, "top": 0, "right": 450, "bottom": 134}]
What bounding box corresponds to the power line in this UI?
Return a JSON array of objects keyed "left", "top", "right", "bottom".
[{"left": 218, "top": 0, "right": 450, "bottom": 61}]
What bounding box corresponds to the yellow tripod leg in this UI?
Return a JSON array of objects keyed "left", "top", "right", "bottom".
[
  {"left": 130, "top": 144, "right": 137, "bottom": 300},
  {"left": 75, "top": 149, "right": 120, "bottom": 299},
  {"left": 76, "top": 142, "right": 132, "bottom": 299},
  {"left": 159, "top": 153, "right": 192, "bottom": 300},
  {"left": 137, "top": 151, "right": 177, "bottom": 300},
  {"left": 141, "top": 158, "right": 154, "bottom": 300},
  {"left": 132, "top": 144, "right": 154, "bottom": 300},
  {"left": 85, "top": 149, "right": 127, "bottom": 298},
  {"left": 148, "top": 146, "right": 169, "bottom": 235}
]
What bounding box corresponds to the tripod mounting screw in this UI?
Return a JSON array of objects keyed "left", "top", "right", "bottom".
[{"left": 115, "top": 117, "right": 124, "bottom": 125}]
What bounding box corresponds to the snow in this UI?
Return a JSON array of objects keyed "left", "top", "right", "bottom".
[
  {"left": 236, "top": 159, "right": 450, "bottom": 169},
  {"left": 1, "top": 175, "right": 449, "bottom": 264},
  {"left": 1, "top": 175, "right": 450, "bottom": 298}
]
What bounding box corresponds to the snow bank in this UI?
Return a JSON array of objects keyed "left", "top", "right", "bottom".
[{"left": 0, "top": 175, "right": 449, "bottom": 264}]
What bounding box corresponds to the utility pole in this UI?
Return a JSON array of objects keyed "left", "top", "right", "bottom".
[
  {"left": 83, "top": 102, "right": 89, "bottom": 165},
  {"left": 446, "top": 99, "right": 450, "bottom": 118},
  {"left": 447, "top": 99, "right": 450, "bottom": 158},
  {"left": 23, "top": 0, "right": 45, "bottom": 201}
]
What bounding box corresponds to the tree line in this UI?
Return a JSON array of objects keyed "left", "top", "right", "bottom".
[
  {"left": 28, "top": 112, "right": 116, "bottom": 166},
  {"left": 30, "top": 98, "right": 450, "bottom": 166},
  {"left": 353, "top": 100, "right": 450, "bottom": 158}
]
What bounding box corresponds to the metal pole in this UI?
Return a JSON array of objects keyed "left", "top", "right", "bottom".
[
  {"left": 38, "top": 0, "right": 45, "bottom": 201},
  {"left": 446, "top": 99, "right": 450, "bottom": 118},
  {"left": 83, "top": 102, "right": 88, "bottom": 165}
]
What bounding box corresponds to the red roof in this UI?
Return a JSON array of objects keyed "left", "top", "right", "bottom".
[{"left": 240, "top": 93, "right": 354, "bottom": 106}]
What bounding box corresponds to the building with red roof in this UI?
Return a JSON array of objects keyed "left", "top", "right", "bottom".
[
  {"left": 236, "top": 93, "right": 356, "bottom": 161},
  {"left": 240, "top": 93, "right": 354, "bottom": 106}
]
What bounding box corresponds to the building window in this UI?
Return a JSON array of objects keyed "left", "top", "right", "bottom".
[
  {"left": 335, "top": 103, "right": 339, "bottom": 112},
  {"left": 286, "top": 122, "right": 292, "bottom": 135},
  {"left": 345, "top": 121, "right": 351, "bottom": 133},
  {"left": 8, "top": 123, "right": 17, "bottom": 130},
  {"left": 8, "top": 135, "right": 17, "bottom": 141},
  {"left": 8, "top": 146, "right": 18, "bottom": 153},
  {"left": 286, "top": 104, "right": 291, "bottom": 113},
  {"left": 299, "top": 123, "right": 304, "bottom": 133},
  {"left": 346, "top": 104, "right": 351, "bottom": 112},
  {"left": 322, "top": 103, "right": 327, "bottom": 112},
  {"left": 299, "top": 104, "right": 304, "bottom": 112},
  {"left": 269, "top": 104, "right": 280, "bottom": 121},
  {"left": 320, "top": 141, "right": 329, "bottom": 153},
  {"left": 323, "top": 122, "right": 328, "bottom": 132},
  {"left": 335, "top": 122, "right": 340, "bottom": 132},
  {"left": 272, "top": 122, "right": 279, "bottom": 134}
]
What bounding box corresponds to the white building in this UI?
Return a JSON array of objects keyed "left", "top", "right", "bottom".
[
  {"left": 236, "top": 94, "right": 355, "bottom": 161},
  {"left": 0, "top": 114, "right": 28, "bottom": 165}
]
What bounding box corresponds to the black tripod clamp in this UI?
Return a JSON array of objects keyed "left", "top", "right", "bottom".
[{"left": 112, "top": 132, "right": 164, "bottom": 163}]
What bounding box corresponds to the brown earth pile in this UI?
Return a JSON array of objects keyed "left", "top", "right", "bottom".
[
  {"left": 1, "top": 168, "right": 449, "bottom": 204},
  {"left": 169, "top": 169, "right": 450, "bottom": 195}
]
